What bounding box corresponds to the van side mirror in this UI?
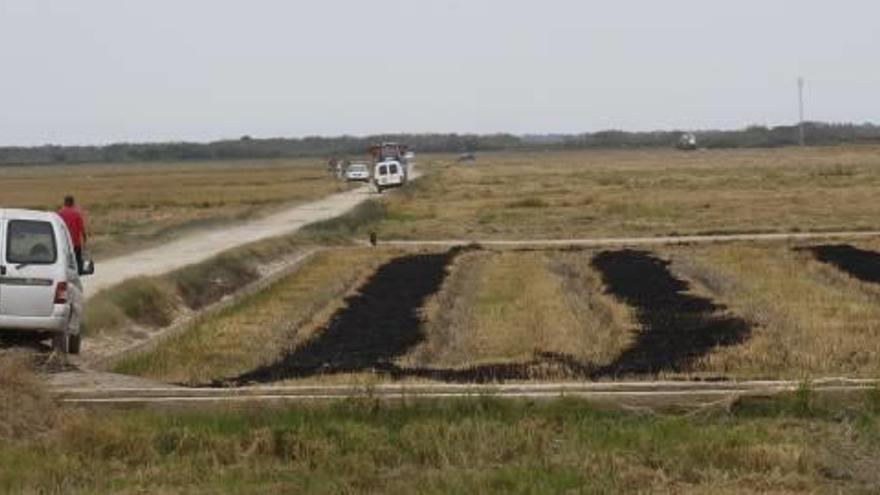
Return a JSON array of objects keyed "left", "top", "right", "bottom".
[{"left": 80, "top": 259, "right": 95, "bottom": 276}]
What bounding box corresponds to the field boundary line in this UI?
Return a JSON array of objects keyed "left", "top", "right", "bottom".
[
  {"left": 376, "top": 231, "right": 880, "bottom": 248},
  {"left": 54, "top": 378, "right": 880, "bottom": 409}
]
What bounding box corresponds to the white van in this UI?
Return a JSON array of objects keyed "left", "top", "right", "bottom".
[
  {"left": 374, "top": 160, "right": 405, "bottom": 192},
  {"left": 0, "top": 209, "right": 93, "bottom": 353}
]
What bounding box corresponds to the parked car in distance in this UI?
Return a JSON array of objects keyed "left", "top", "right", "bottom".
[
  {"left": 345, "top": 162, "right": 371, "bottom": 182},
  {"left": 374, "top": 160, "right": 405, "bottom": 192},
  {"left": 0, "top": 209, "right": 94, "bottom": 354}
]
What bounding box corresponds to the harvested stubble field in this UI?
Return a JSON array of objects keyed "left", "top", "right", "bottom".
[
  {"left": 9, "top": 147, "right": 880, "bottom": 493},
  {"left": 114, "top": 247, "right": 400, "bottom": 384},
  {"left": 102, "top": 147, "right": 880, "bottom": 385},
  {"left": 663, "top": 238, "right": 880, "bottom": 378},
  {"left": 373, "top": 146, "right": 880, "bottom": 240},
  {"left": 119, "top": 239, "right": 880, "bottom": 386},
  {"left": 0, "top": 158, "right": 345, "bottom": 258}
]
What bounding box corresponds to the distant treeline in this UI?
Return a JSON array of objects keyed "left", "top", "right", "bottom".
[
  {"left": 1, "top": 122, "right": 878, "bottom": 165},
  {"left": 555, "top": 122, "right": 880, "bottom": 150}
]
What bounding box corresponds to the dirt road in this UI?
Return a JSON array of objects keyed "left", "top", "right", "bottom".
[{"left": 85, "top": 183, "right": 374, "bottom": 295}]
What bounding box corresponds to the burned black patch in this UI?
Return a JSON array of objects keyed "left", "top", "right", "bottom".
[
  {"left": 215, "top": 247, "right": 749, "bottom": 386},
  {"left": 803, "top": 244, "right": 880, "bottom": 284},
  {"left": 225, "top": 249, "right": 461, "bottom": 385},
  {"left": 379, "top": 351, "right": 597, "bottom": 383},
  {"left": 589, "top": 249, "right": 750, "bottom": 378}
]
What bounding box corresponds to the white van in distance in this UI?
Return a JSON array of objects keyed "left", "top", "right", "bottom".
[
  {"left": 374, "top": 160, "right": 405, "bottom": 192},
  {"left": 0, "top": 209, "right": 93, "bottom": 353}
]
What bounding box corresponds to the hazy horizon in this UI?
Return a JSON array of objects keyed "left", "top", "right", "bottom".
[{"left": 1, "top": 0, "right": 878, "bottom": 146}]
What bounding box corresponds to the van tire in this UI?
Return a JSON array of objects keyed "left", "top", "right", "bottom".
[
  {"left": 52, "top": 331, "right": 70, "bottom": 354},
  {"left": 68, "top": 333, "right": 81, "bottom": 355}
]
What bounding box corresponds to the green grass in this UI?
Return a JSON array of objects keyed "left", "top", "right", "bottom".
[{"left": 2, "top": 394, "right": 880, "bottom": 493}]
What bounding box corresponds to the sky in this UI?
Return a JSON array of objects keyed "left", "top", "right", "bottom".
[{"left": 0, "top": 0, "right": 878, "bottom": 146}]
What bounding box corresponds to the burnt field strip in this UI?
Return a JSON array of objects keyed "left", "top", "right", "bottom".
[
  {"left": 387, "top": 249, "right": 753, "bottom": 383},
  {"left": 589, "top": 250, "right": 750, "bottom": 377},
  {"left": 803, "top": 244, "right": 880, "bottom": 284},
  {"left": 224, "top": 248, "right": 465, "bottom": 385},
  {"left": 221, "top": 247, "right": 752, "bottom": 385}
]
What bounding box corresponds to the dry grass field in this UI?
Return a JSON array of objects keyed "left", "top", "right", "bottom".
[
  {"left": 118, "top": 243, "right": 880, "bottom": 385},
  {"left": 408, "top": 242, "right": 880, "bottom": 381},
  {"left": 105, "top": 147, "right": 880, "bottom": 385},
  {"left": 376, "top": 146, "right": 880, "bottom": 240},
  {"left": 0, "top": 158, "right": 344, "bottom": 258},
  {"left": 665, "top": 239, "right": 880, "bottom": 379},
  {"left": 9, "top": 148, "right": 880, "bottom": 493},
  {"left": 4, "top": 351, "right": 880, "bottom": 494},
  {"left": 405, "top": 249, "right": 634, "bottom": 371},
  {"left": 115, "top": 248, "right": 397, "bottom": 384}
]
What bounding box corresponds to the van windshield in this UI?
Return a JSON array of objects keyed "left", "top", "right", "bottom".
[{"left": 6, "top": 220, "right": 57, "bottom": 265}]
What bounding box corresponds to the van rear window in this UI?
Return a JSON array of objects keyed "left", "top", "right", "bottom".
[{"left": 6, "top": 220, "right": 57, "bottom": 264}]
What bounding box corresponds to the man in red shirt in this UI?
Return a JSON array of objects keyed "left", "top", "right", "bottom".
[{"left": 57, "top": 195, "right": 87, "bottom": 272}]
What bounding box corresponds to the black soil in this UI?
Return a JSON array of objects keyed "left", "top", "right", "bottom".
[
  {"left": 803, "top": 244, "right": 880, "bottom": 284},
  {"left": 588, "top": 249, "right": 750, "bottom": 378},
  {"left": 380, "top": 351, "right": 598, "bottom": 383},
  {"left": 225, "top": 249, "right": 462, "bottom": 385}
]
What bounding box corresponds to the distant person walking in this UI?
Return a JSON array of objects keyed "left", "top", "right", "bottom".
[{"left": 57, "top": 195, "right": 87, "bottom": 272}]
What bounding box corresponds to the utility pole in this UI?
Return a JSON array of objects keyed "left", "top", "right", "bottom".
[{"left": 798, "top": 77, "right": 805, "bottom": 146}]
